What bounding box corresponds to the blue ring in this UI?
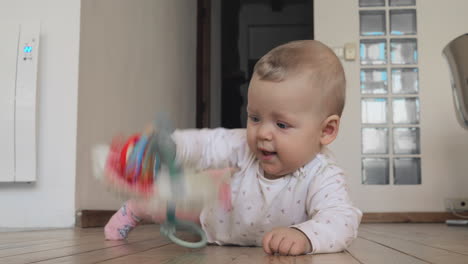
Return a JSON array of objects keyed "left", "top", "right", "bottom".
[{"left": 126, "top": 135, "right": 149, "bottom": 183}]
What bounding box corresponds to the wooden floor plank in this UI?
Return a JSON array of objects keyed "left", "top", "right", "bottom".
[
  {"left": 0, "top": 225, "right": 163, "bottom": 264},
  {"left": 0, "top": 227, "right": 158, "bottom": 258},
  {"left": 0, "top": 228, "right": 110, "bottom": 255},
  {"left": 346, "top": 237, "right": 429, "bottom": 264},
  {"left": 360, "top": 224, "right": 468, "bottom": 255},
  {"left": 98, "top": 238, "right": 229, "bottom": 264},
  {"left": 359, "top": 230, "right": 468, "bottom": 264},
  {"left": 2, "top": 224, "right": 467, "bottom": 264},
  {"left": 0, "top": 229, "right": 82, "bottom": 244},
  {"left": 0, "top": 227, "right": 103, "bottom": 247},
  {"left": 100, "top": 243, "right": 360, "bottom": 264},
  {"left": 31, "top": 239, "right": 171, "bottom": 264},
  {"left": 0, "top": 240, "right": 159, "bottom": 264},
  {"left": 0, "top": 238, "right": 66, "bottom": 251}
]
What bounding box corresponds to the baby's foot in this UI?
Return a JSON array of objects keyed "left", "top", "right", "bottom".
[{"left": 104, "top": 203, "right": 142, "bottom": 240}]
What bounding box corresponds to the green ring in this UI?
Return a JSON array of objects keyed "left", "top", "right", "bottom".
[{"left": 161, "top": 220, "right": 207, "bottom": 248}]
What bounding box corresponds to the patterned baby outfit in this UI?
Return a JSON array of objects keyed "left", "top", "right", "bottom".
[{"left": 172, "top": 128, "right": 362, "bottom": 254}]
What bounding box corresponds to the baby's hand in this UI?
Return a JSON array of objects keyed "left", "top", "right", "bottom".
[{"left": 262, "top": 227, "right": 312, "bottom": 256}]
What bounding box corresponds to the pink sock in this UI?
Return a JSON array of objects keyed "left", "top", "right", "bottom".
[{"left": 104, "top": 201, "right": 144, "bottom": 240}]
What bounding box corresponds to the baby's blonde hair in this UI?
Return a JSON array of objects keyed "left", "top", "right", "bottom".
[{"left": 253, "top": 40, "right": 346, "bottom": 117}]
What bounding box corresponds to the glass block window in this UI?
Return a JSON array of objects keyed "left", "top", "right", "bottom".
[
  {"left": 362, "top": 98, "right": 388, "bottom": 124},
  {"left": 390, "top": 9, "right": 417, "bottom": 35},
  {"left": 362, "top": 158, "right": 390, "bottom": 184},
  {"left": 359, "top": 0, "right": 421, "bottom": 185},
  {"left": 392, "top": 97, "right": 420, "bottom": 124},
  {"left": 360, "top": 11, "right": 386, "bottom": 36},
  {"left": 390, "top": 38, "right": 418, "bottom": 64},
  {"left": 360, "top": 0, "right": 385, "bottom": 7},
  {"left": 362, "top": 128, "right": 389, "bottom": 154},
  {"left": 394, "top": 158, "right": 421, "bottom": 184},
  {"left": 392, "top": 68, "right": 418, "bottom": 94},
  {"left": 393, "top": 127, "right": 420, "bottom": 154},
  {"left": 389, "top": 0, "right": 415, "bottom": 7},
  {"left": 360, "top": 39, "right": 387, "bottom": 65},
  {"left": 361, "top": 68, "right": 388, "bottom": 94}
]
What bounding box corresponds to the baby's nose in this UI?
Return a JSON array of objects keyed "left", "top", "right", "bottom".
[{"left": 257, "top": 124, "right": 273, "bottom": 141}]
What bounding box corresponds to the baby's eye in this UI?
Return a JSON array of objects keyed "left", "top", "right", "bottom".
[
  {"left": 276, "top": 122, "right": 289, "bottom": 129},
  {"left": 249, "top": 115, "right": 260, "bottom": 123}
]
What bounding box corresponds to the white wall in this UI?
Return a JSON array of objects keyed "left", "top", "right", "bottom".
[
  {"left": 76, "top": 0, "right": 197, "bottom": 210},
  {"left": 315, "top": 0, "right": 468, "bottom": 212},
  {"left": 0, "top": 0, "right": 81, "bottom": 228}
]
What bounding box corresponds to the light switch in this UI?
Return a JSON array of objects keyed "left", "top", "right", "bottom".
[{"left": 344, "top": 42, "right": 357, "bottom": 61}]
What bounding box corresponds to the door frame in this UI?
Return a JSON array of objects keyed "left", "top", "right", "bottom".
[
  {"left": 196, "top": 0, "right": 315, "bottom": 128},
  {"left": 196, "top": 0, "right": 211, "bottom": 128}
]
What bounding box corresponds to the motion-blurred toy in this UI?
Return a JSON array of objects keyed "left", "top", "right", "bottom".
[{"left": 93, "top": 119, "right": 231, "bottom": 248}]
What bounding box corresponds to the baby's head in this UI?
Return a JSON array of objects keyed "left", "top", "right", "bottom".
[{"left": 246, "top": 40, "right": 345, "bottom": 179}]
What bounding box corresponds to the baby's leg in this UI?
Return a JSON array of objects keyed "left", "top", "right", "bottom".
[
  {"left": 104, "top": 167, "right": 233, "bottom": 240},
  {"left": 104, "top": 199, "right": 151, "bottom": 240}
]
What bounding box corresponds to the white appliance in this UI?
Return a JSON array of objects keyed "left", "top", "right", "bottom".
[
  {"left": 443, "top": 34, "right": 468, "bottom": 226},
  {"left": 0, "top": 22, "right": 40, "bottom": 182},
  {"left": 443, "top": 34, "right": 468, "bottom": 129}
]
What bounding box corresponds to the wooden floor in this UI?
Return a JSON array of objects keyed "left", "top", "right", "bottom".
[{"left": 1, "top": 223, "right": 468, "bottom": 264}]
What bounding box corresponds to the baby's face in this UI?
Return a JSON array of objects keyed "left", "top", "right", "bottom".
[{"left": 246, "top": 74, "right": 325, "bottom": 179}]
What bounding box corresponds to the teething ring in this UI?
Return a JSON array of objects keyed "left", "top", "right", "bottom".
[
  {"left": 134, "top": 131, "right": 207, "bottom": 248},
  {"left": 160, "top": 219, "right": 207, "bottom": 248},
  {"left": 106, "top": 120, "right": 210, "bottom": 249},
  {"left": 120, "top": 134, "right": 140, "bottom": 174}
]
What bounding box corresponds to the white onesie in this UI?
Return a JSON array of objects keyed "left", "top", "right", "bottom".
[{"left": 172, "top": 128, "right": 362, "bottom": 254}]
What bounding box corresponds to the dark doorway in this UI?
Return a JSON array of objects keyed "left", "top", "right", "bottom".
[
  {"left": 196, "top": 0, "right": 314, "bottom": 128},
  {"left": 221, "top": 0, "right": 314, "bottom": 128},
  {"left": 196, "top": 0, "right": 211, "bottom": 128}
]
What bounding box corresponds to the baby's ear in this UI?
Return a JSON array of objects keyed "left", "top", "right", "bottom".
[{"left": 320, "top": 115, "right": 340, "bottom": 145}]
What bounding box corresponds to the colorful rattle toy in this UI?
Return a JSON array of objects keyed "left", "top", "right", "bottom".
[{"left": 94, "top": 119, "right": 231, "bottom": 248}]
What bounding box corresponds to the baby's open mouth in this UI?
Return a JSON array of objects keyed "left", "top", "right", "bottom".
[{"left": 261, "top": 150, "right": 276, "bottom": 156}]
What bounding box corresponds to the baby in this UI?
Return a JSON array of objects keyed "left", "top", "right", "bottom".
[{"left": 104, "top": 40, "right": 362, "bottom": 255}]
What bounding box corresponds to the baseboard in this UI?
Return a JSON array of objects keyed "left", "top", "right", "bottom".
[
  {"left": 362, "top": 212, "right": 468, "bottom": 223},
  {"left": 75, "top": 210, "right": 468, "bottom": 228},
  {"left": 75, "top": 210, "right": 153, "bottom": 228},
  {"left": 76, "top": 210, "right": 115, "bottom": 228}
]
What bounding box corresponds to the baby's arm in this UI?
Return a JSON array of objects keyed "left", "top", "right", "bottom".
[
  {"left": 290, "top": 167, "right": 362, "bottom": 254},
  {"left": 172, "top": 128, "right": 247, "bottom": 170}
]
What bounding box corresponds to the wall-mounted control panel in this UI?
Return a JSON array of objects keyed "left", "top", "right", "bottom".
[{"left": 0, "top": 22, "right": 40, "bottom": 182}]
